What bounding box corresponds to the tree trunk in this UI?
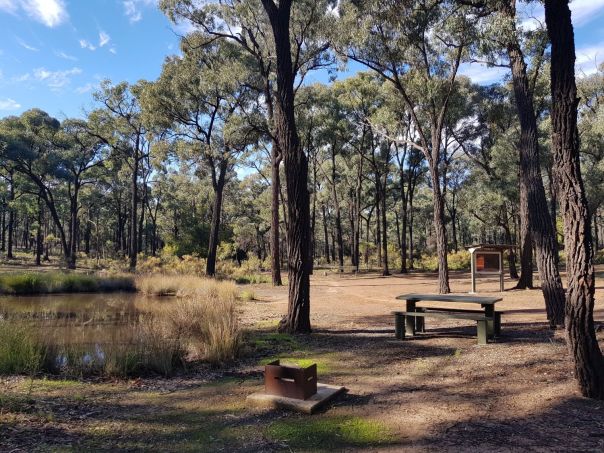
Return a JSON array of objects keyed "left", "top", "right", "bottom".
[
  {"left": 273, "top": 153, "right": 288, "bottom": 280},
  {"left": 516, "top": 184, "right": 534, "bottom": 288},
  {"left": 262, "top": 0, "right": 311, "bottom": 334},
  {"left": 429, "top": 163, "right": 450, "bottom": 294},
  {"left": 7, "top": 173, "right": 14, "bottom": 259},
  {"left": 545, "top": 0, "right": 604, "bottom": 399},
  {"left": 503, "top": 217, "right": 519, "bottom": 279},
  {"left": 330, "top": 145, "right": 344, "bottom": 271},
  {"left": 129, "top": 150, "right": 139, "bottom": 272},
  {"left": 322, "top": 204, "right": 330, "bottom": 263},
  {"left": 206, "top": 160, "right": 228, "bottom": 277},
  {"left": 380, "top": 178, "right": 390, "bottom": 276},
  {"left": 409, "top": 195, "right": 415, "bottom": 270},
  {"left": 67, "top": 185, "right": 79, "bottom": 270},
  {"left": 504, "top": 0, "right": 565, "bottom": 326},
  {"left": 35, "top": 194, "right": 43, "bottom": 266},
  {"left": 1, "top": 197, "right": 5, "bottom": 252}
]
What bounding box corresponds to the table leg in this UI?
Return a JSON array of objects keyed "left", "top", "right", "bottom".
[
  {"left": 405, "top": 300, "right": 416, "bottom": 336},
  {"left": 483, "top": 304, "right": 495, "bottom": 339}
]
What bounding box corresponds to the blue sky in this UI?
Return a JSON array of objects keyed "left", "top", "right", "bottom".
[{"left": 1, "top": 0, "right": 604, "bottom": 119}]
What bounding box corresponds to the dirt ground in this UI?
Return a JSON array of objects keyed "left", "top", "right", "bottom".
[{"left": 2, "top": 268, "right": 604, "bottom": 452}]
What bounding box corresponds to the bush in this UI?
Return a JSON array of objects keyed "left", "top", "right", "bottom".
[{"left": 416, "top": 250, "right": 471, "bottom": 271}]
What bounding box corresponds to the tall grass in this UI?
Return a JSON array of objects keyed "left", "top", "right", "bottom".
[
  {"left": 0, "top": 322, "right": 43, "bottom": 374},
  {"left": 0, "top": 272, "right": 135, "bottom": 295},
  {"left": 135, "top": 274, "right": 239, "bottom": 300}
]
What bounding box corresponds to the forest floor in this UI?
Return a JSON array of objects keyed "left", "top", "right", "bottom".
[{"left": 2, "top": 267, "right": 604, "bottom": 452}]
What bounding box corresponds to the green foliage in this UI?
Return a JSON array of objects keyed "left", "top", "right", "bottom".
[
  {"left": 417, "top": 251, "right": 471, "bottom": 271},
  {"left": 266, "top": 416, "right": 394, "bottom": 451},
  {"left": 0, "top": 321, "right": 43, "bottom": 375},
  {"left": 0, "top": 272, "right": 135, "bottom": 295}
]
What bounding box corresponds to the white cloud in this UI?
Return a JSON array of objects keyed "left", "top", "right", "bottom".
[
  {"left": 21, "top": 0, "right": 68, "bottom": 27},
  {"left": 79, "top": 39, "right": 96, "bottom": 51},
  {"left": 569, "top": 0, "right": 604, "bottom": 26},
  {"left": 55, "top": 50, "right": 77, "bottom": 61},
  {"left": 1, "top": 1, "right": 68, "bottom": 27},
  {"left": 0, "top": 98, "right": 21, "bottom": 111},
  {"left": 123, "top": 0, "right": 156, "bottom": 23},
  {"left": 520, "top": 0, "right": 604, "bottom": 30},
  {"left": 32, "top": 67, "right": 82, "bottom": 89},
  {"left": 16, "top": 37, "right": 39, "bottom": 52},
  {"left": 99, "top": 31, "right": 110, "bottom": 47},
  {"left": 109, "top": 48, "right": 117, "bottom": 55},
  {"left": 0, "top": 0, "right": 18, "bottom": 14},
  {"left": 575, "top": 42, "right": 604, "bottom": 77},
  {"left": 75, "top": 82, "right": 96, "bottom": 94}
]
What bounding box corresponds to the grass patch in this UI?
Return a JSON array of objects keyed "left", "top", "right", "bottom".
[
  {"left": 258, "top": 355, "right": 332, "bottom": 375},
  {"left": 0, "top": 272, "right": 134, "bottom": 295},
  {"left": 266, "top": 415, "right": 394, "bottom": 451},
  {"left": 252, "top": 332, "right": 301, "bottom": 351},
  {"left": 239, "top": 290, "right": 256, "bottom": 301},
  {"left": 234, "top": 274, "right": 270, "bottom": 284},
  {"left": 0, "top": 321, "right": 44, "bottom": 374},
  {"left": 254, "top": 319, "right": 280, "bottom": 329}
]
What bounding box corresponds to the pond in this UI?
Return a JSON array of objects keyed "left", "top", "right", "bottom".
[{"left": 0, "top": 293, "right": 177, "bottom": 374}]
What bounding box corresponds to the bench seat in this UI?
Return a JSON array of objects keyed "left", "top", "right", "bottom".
[{"left": 392, "top": 310, "right": 494, "bottom": 345}]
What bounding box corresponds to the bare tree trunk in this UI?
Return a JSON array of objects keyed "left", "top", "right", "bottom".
[
  {"left": 380, "top": 178, "right": 390, "bottom": 276},
  {"left": 504, "top": 0, "right": 565, "bottom": 326},
  {"left": 271, "top": 141, "right": 283, "bottom": 286},
  {"left": 35, "top": 193, "right": 43, "bottom": 266},
  {"left": 429, "top": 163, "right": 450, "bottom": 294},
  {"left": 7, "top": 171, "right": 15, "bottom": 259},
  {"left": 516, "top": 184, "right": 534, "bottom": 288},
  {"left": 322, "top": 204, "right": 330, "bottom": 263},
  {"left": 331, "top": 146, "right": 344, "bottom": 271},
  {"left": 206, "top": 160, "right": 228, "bottom": 277},
  {"left": 545, "top": 0, "right": 604, "bottom": 399},
  {"left": 262, "top": 0, "right": 311, "bottom": 334},
  {"left": 129, "top": 150, "right": 139, "bottom": 272}
]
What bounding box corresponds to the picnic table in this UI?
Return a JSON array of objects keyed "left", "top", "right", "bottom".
[{"left": 393, "top": 293, "right": 503, "bottom": 345}]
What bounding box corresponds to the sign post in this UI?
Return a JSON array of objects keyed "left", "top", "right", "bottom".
[{"left": 468, "top": 245, "right": 510, "bottom": 293}]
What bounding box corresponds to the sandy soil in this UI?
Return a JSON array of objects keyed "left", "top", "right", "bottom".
[
  {"left": 2, "top": 268, "right": 604, "bottom": 452},
  {"left": 241, "top": 268, "right": 604, "bottom": 451}
]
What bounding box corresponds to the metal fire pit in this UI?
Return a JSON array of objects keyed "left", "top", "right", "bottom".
[{"left": 264, "top": 360, "right": 317, "bottom": 400}]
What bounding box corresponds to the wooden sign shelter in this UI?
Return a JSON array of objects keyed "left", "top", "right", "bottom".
[{"left": 467, "top": 244, "right": 514, "bottom": 293}]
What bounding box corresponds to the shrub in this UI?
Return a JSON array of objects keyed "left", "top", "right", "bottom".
[{"left": 416, "top": 250, "right": 471, "bottom": 272}]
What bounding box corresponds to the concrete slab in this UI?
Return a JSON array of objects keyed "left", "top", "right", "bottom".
[{"left": 246, "top": 383, "right": 347, "bottom": 414}]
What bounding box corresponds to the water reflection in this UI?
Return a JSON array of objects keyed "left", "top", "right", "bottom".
[{"left": 0, "top": 293, "right": 172, "bottom": 371}]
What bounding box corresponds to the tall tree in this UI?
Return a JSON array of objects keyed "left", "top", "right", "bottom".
[
  {"left": 260, "top": 0, "right": 313, "bottom": 332},
  {"left": 91, "top": 81, "right": 151, "bottom": 271},
  {"left": 160, "top": 0, "right": 334, "bottom": 286},
  {"left": 339, "top": 0, "right": 476, "bottom": 292},
  {"left": 495, "top": 0, "right": 565, "bottom": 326},
  {"left": 144, "top": 38, "right": 256, "bottom": 276},
  {"left": 544, "top": 0, "right": 604, "bottom": 399}
]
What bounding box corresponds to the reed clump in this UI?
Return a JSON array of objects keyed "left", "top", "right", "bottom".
[{"left": 0, "top": 272, "right": 135, "bottom": 295}]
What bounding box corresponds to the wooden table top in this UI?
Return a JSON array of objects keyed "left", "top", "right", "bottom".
[{"left": 396, "top": 293, "right": 502, "bottom": 305}]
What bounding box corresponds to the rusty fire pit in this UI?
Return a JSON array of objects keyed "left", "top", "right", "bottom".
[
  {"left": 247, "top": 359, "right": 346, "bottom": 414},
  {"left": 264, "top": 360, "right": 317, "bottom": 400}
]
